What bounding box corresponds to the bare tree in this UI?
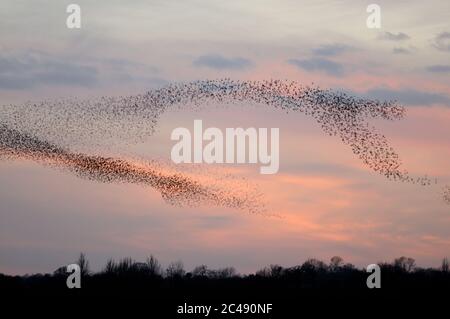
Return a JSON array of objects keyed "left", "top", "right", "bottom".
[
  {"left": 103, "top": 258, "right": 117, "bottom": 274},
  {"left": 330, "top": 256, "right": 344, "bottom": 270},
  {"left": 192, "top": 265, "right": 208, "bottom": 277},
  {"left": 166, "top": 261, "right": 185, "bottom": 278},
  {"left": 269, "top": 264, "right": 283, "bottom": 277},
  {"left": 441, "top": 258, "right": 449, "bottom": 272},
  {"left": 256, "top": 266, "right": 271, "bottom": 277},
  {"left": 256, "top": 265, "right": 283, "bottom": 278},
  {"left": 77, "top": 253, "right": 90, "bottom": 276},
  {"left": 117, "top": 257, "right": 134, "bottom": 273},
  {"left": 223, "top": 267, "right": 237, "bottom": 278},
  {"left": 301, "top": 258, "right": 327, "bottom": 271},
  {"left": 146, "top": 255, "right": 162, "bottom": 276},
  {"left": 214, "top": 267, "right": 237, "bottom": 279},
  {"left": 394, "top": 256, "right": 415, "bottom": 272}
]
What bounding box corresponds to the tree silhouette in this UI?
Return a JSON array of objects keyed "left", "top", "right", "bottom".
[
  {"left": 103, "top": 258, "right": 117, "bottom": 274},
  {"left": 394, "top": 256, "right": 416, "bottom": 272},
  {"left": 77, "top": 253, "right": 90, "bottom": 276},
  {"left": 146, "top": 255, "right": 163, "bottom": 276},
  {"left": 166, "top": 261, "right": 185, "bottom": 278},
  {"left": 192, "top": 265, "right": 208, "bottom": 278},
  {"left": 2, "top": 253, "right": 450, "bottom": 306},
  {"left": 441, "top": 258, "right": 449, "bottom": 272},
  {"left": 301, "top": 258, "right": 328, "bottom": 272},
  {"left": 330, "top": 256, "right": 344, "bottom": 271}
]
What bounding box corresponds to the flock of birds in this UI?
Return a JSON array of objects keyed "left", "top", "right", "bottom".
[
  {"left": 0, "top": 79, "right": 448, "bottom": 211},
  {"left": 444, "top": 186, "right": 450, "bottom": 205},
  {"left": 0, "top": 123, "right": 262, "bottom": 213}
]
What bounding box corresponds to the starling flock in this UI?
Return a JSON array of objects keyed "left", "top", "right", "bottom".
[
  {"left": 0, "top": 123, "right": 262, "bottom": 213},
  {"left": 0, "top": 79, "right": 448, "bottom": 210},
  {"left": 444, "top": 186, "right": 450, "bottom": 205}
]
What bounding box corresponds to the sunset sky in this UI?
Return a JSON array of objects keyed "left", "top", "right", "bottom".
[{"left": 1, "top": 0, "right": 449, "bottom": 274}]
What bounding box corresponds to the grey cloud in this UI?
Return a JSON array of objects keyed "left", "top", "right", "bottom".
[
  {"left": 366, "top": 88, "right": 450, "bottom": 106},
  {"left": 426, "top": 65, "right": 450, "bottom": 73},
  {"left": 288, "top": 58, "right": 344, "bottom": 76},
  {"left": 0, "top": 51, "right": 166, "bottom": 90},
  {"left": 0, "top": 52, "right": 98, "bottom": 90},
  {"left": 193, "top": 55, "right": 252, "bottom": 70},
  {"left": 432, "top": 32, "right": 450, "bottom": 52},
  {"left": 393, "top": 47, "right": 411, "bottom": 54},
  {"left": 312, "top": 43, "right": 354, "bottom": 56},
  {"left": 378, "top": 31, "right": 410, "bottom": 41}
]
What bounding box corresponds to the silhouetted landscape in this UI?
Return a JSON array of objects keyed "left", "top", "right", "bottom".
[{"left": 2, "top": 254, "right": 449, "bottom": 309}]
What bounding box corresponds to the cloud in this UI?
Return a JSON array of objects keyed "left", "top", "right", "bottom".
[
  {"left": 366, "top": 88, "right": 450, "bottom": 106},
  {"left": 312, "top": 43, "right": 354, "bottom": 57},
  {"left": 378, "top": 31, "right": 410, "bottom": 41},
  {"left": 0, "top": 51, "right": 167, "bottom": 90},
  {"left": 393, "top": 47, "right": 411, "bottom": 54},
  {"left": 0, "top": 51, "right": 98, "bottom": 90},
  {"left": 426, "top": 65, "right": 450, "bottom": 73},
  {"left": 288, "top": 58, "right": 344, "bottom": 76},
  {"left": 193, "top": 55, "right": 252, "bottom": 70},
  {"left": 431, "top": 32, "right": 450, "bottom": 52}
]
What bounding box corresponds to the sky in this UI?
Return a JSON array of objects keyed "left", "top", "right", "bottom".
[{"left": 0, "top": 0, "right": 449, "bottom": 275}]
